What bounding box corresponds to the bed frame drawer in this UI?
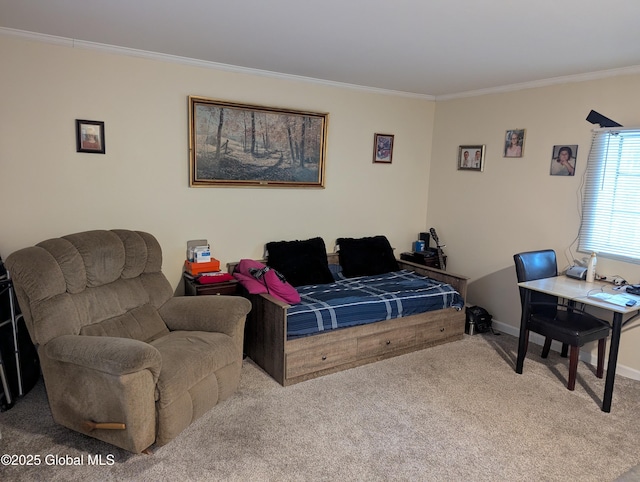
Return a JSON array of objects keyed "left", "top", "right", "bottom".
[
  {"left": 286, "top": 339, "right": 357, "bottom": 379},
  {"left": 357, "top": 326, "right": 416, "bottom": 358},
  {"left": 415, "top": 310, "right": 465, "bottom": 344}
]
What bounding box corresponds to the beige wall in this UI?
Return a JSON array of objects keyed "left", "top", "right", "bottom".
[
  {"left": 0, "top": 34, "right": 434, "bottom": 290},
  {"left": 4, "top": 33, "right": 640, "bottom": 378},
  {"left": 429, "top": 75, "right": 640, "bottom": 377}
]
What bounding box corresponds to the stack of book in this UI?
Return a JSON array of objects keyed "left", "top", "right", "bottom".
[{"left": 184, "top": 240, "right": 233, "bottom": 284}]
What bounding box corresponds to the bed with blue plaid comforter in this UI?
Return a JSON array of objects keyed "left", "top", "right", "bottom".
[{"left": 286, "top": 270, "right": 464, "bottom": 339}]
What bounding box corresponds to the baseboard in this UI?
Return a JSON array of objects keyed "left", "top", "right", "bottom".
[{"left": 490, "top": 319, "right": 640, "bottom": 381}]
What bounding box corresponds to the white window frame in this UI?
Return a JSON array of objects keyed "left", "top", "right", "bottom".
[{"left": 578, "top": 128, "right": 640, "bottom": 264}]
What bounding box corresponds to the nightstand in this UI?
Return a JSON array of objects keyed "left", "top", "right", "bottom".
[
  {"left": 183, "top": 274, "right": 247, "bottom": 358},
  {"left": 400, "top": 251, "right": 447, "bottom": 270},
  {"left": 183, "top": 275, "right": 239, "bottom": 296}
]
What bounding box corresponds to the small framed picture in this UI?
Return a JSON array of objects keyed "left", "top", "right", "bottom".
[
  {"left": 550, "top": 144, "right": 578, "bottom": 176},
  {"left": 373, "top": 133, "right": 394, "bottom": 163},
  {"left": 504, "top": 129, "right": 525, "bottom": 158},
  {"left": 76, "top": 119, "right": 105, "bottom": 154},
  {"left": 458, "top": 145, "right": 485, "bottom": 171}
]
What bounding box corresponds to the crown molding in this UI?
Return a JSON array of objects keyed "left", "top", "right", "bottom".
[
  {"left": 3, "top": 26, "right": 640, "bottom": 102},
  {"left": 0, "top": 27, "right": 434, "bottom": 101},
  {"left": 435, "top": 65, "right": 640, "bottom": 101}
]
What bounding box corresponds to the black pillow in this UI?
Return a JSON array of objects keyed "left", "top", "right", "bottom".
[
  {"left": 337, "top": 235, "right": 399, "bottom": 278},
  {"left": 266, "top": 237, "right": 334, "bottom": 287}
]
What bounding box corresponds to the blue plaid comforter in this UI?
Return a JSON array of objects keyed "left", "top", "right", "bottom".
[{"left": 286, "top": 270, "right": 464, "bottom": 339}]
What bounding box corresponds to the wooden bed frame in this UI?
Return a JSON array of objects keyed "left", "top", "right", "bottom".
[{"left": 227, "top": 255, "right": 468, "bottom": 386}]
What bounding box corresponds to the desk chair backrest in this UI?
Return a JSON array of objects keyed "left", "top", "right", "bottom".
[{"left": 513, "top": 249, "right": 558, "bottom": 318}]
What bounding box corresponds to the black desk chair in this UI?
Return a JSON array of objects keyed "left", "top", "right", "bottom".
[{"left": 514, "top": 249, "right": 611, "bottom": 390}]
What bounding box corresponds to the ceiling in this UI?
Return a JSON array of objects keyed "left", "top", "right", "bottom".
[{"left": 2, "top": 0, "right": 640, "bottom": 99}]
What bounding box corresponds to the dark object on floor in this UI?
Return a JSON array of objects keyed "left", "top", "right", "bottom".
[
  {"left": 465, "top": 306, "right": 492, "bottom": 335},
  {"left": 0, "top": 312, "right": 40, "bottom": 411},
  {"left": 0, "top": 259, "right": 40, "bottom": 412}
]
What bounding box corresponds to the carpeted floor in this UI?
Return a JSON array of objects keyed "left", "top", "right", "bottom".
[{"left": 2, "top": 333, "right": 640, "bottom": 481}]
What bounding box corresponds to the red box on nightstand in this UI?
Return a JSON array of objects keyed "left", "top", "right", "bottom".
[{"left": 184, "top": 259, "right": 220, "bottom": 275}]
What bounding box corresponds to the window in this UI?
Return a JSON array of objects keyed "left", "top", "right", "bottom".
[{"left": 579, "top": 128, "right": 640, "bottom": 264}]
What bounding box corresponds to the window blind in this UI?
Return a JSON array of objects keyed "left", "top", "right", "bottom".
[{"left": 578, "top": 128, "right": 640, "bottom": 264}]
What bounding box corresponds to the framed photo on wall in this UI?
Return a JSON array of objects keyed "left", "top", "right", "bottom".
[
  {"left": 76, "top": 119, "right": 105, "bottom": 154},
  {"left": 550, "top": 144, "right": 578, "bottom": 176},
  {"left": 373, "top": 134, "right": 394, "bottom": 163},
  {"left": 458, "top": 145, "right": 485, "bottom": 171},
  {"left": 504, "top": 129, "right": 525, "bottom": 158}
]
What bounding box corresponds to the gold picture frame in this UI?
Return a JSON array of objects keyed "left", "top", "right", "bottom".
[{"left": 189, "top": 96, "right": 328, "bottom": 188}]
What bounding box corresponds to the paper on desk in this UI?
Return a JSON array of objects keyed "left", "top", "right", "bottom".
[{"left": 588, "top": 292, "right": 638, "bottom": 307}]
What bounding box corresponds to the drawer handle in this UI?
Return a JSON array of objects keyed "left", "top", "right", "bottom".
[
  {"left": 321, "top": 355, "right": 327, "bottom": 361},
  {"left": 440, "top": 328, "right": 445, "bottom": 332},
  {"left": 386, "top": 340, "right": 391, "bottom": 345}
]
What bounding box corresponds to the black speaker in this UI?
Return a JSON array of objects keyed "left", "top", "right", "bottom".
[{"left": 419, "top": 232, "right": 430, "bottom": 248}]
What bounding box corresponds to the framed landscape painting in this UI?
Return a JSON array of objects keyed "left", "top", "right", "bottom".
[{"left": 189, "top": 96, "right": 328, "bottom": 188}]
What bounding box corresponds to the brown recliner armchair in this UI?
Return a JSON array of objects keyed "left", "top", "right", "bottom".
[{"left": 6, "top": 229, "right": 251, "bottom": 453}]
